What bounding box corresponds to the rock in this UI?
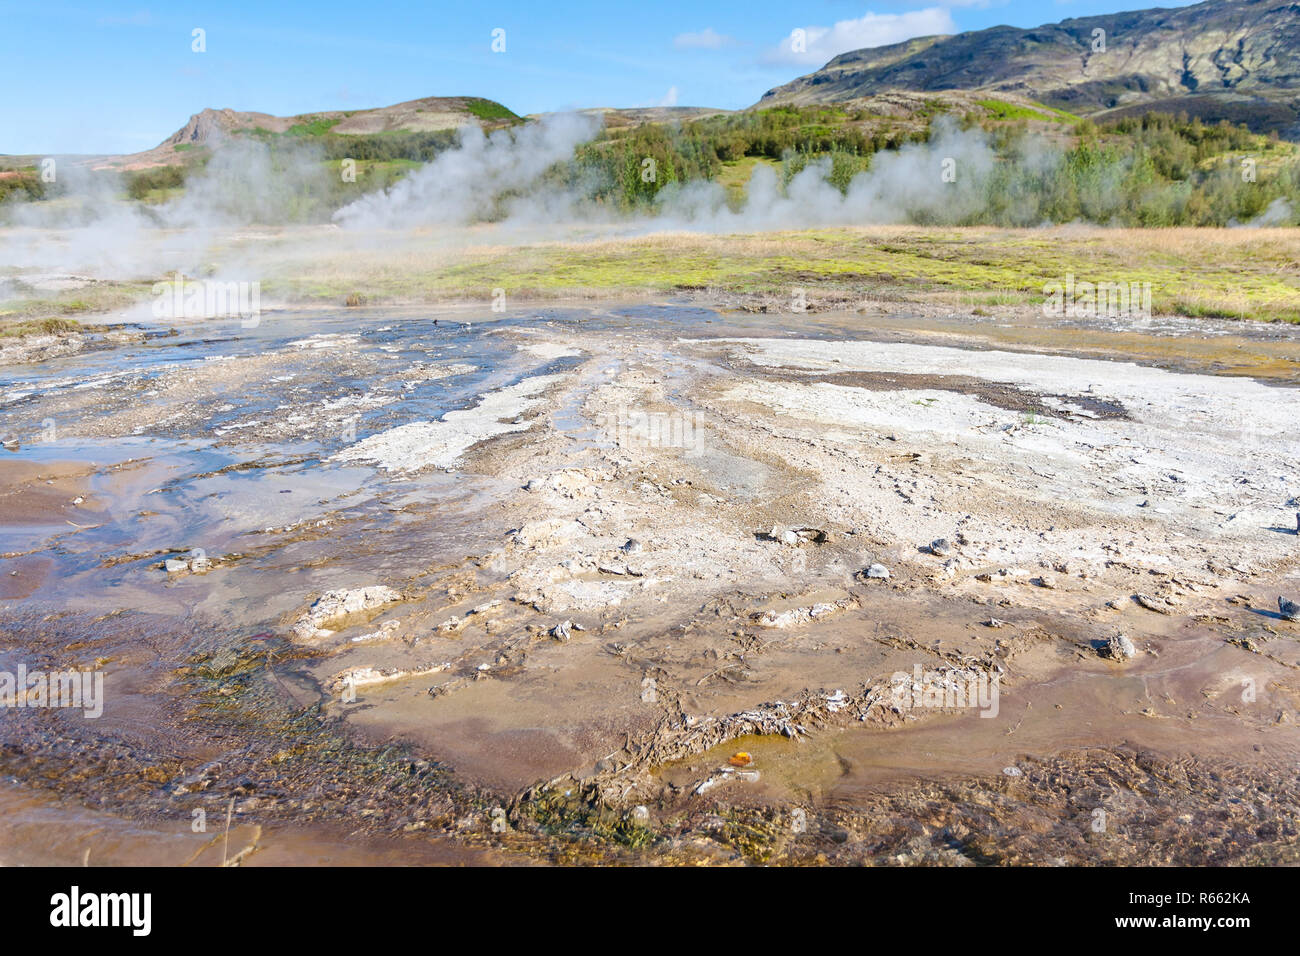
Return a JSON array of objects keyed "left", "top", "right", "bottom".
[
  {"left": 1103, "top": 633, "right": 1137, "bottom": 662},
  {"left": 551, "top": 620, "right": 573, "bottom": 641},
  {"left": 983, "top": 618, "right": 1007, "bottom": 628},
  {"left": 329, "top": 660, "right": 449, "bottom": 693},
  {"left": 863, "top": 563, "right": 891, "bottom": 580},
  {"left": 291, "top": 585, "right": 404, "bottom": 641},
  {"left": 351, "top": 619, "right": 403, "bottom": 644},
  {"left": 1279, "top": 597, "right": 1299, "bottom": 622},
  {"left": 189, "top": 556, "right": 213, "bottom": 574},
  {"left": 929, "top": 538, "right": 953, "bottom": 557},
  {"left": 754, "top": 596, "right": 859, "bottom": 628},
  {"left": 621, "top": 538, "right": 643, "bottom": 555},
  {"left": 510, "top": 518, "right": 582, "bottom": 549},
  {"left": 164, "top": 558, "right": 189, "bottom": 574},
  {"left": 1036, "top": 574, "right": 1057, "bottom": 589},
  {"left": 764, "top": 525, "right": 824, "bottom": 546},
  {"left": 1133, "top": 593, "right": 1171, "bottom": 614}
]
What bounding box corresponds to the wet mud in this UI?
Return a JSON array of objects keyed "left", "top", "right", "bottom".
[{"left": 1, "top": 301, "right": 1298, "bottom": 865}]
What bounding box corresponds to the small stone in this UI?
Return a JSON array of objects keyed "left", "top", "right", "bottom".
[
  {"left": 983, "top": 618, "right": 1006, "bottom": 628},
  {"left": 1279, "top": 597, "right": 1299, "bottom": 622},
  {"left": 1103, "top": 633, "right": 1137, "bottom": 662},
  {"left": 929, "top": 538, "right": 953, "bottom": 557},
  {"left": 1002, "top": 766, "right": 1023, "bottom": 777},
  {"left": 621, "top": 538, "right": 643, "bottom": 555},
  {"left": 551, "top": 620, "right": 573, "bottom": 641},
  {"left": 864, "top": 563, "right": 891, "bottom": 580},
  {"left": 164, "top": 558, "right": 188, "bottom": 574},
  {"left": 1134, "top": 593, "right": 1170, "bottom": 614},
  {"left": 1036, "top": 574, "right": 1057, "bottom": 589}
]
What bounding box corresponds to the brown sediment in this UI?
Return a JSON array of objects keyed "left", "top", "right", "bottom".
[
  {"left": 0, "top": 459, "right": 100, "bottom": 527},
  {"left": 0, "top": 556, "right": 54, "bottom": 599}
]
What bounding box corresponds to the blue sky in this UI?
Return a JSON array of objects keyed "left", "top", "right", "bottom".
[{"left": 2, "top": 0, "right": 1197, "bottom": 155}]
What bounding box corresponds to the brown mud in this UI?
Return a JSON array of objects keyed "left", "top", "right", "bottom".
[{"left": 1, "top": 299, "right": 1298, "bottom": 865}]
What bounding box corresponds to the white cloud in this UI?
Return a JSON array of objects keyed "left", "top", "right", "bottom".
[
  {"left": 673, "top": 28, "right": 734, "bottom": 50},
  {"left": 764, "top": 8, "right": 956, "bottom": 67}
]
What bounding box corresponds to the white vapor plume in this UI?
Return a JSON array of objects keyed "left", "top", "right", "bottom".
[
  {"left": 647, "top": 116, "right": 1010, "bottom": 230},
  {"left": 0, "top": 133, "right": 333, "bottom": 285},
  {"left": 332, "top": 113, "right": 603, "bottom": 230}
]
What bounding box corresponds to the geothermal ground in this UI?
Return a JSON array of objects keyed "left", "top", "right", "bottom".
[{"left": 1, "top": 299, "right": 1298, "bottom": 865}]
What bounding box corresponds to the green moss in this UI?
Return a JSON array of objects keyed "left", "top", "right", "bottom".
[
  {"left": 285, "top": 117, "right": 342, "bottom": 136},
  {"left": 0, "top": 281, "right": 157, "bottom": 322},
  {"left": 976, "top": 99, "right": 1055, "bottom": 122},
  {"left": 464, "top": 99, "right": 521, "bottom": 122},
  {"left": 0, "top": 316, "right": 82, "bottom": 337}
]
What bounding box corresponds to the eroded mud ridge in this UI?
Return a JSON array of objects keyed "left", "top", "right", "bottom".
[{"left": 2, "top": 304, "right": 1298, "bottom": 865}]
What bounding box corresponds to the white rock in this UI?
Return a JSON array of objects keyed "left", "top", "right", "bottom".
[
  {"left": 1104, "top": 633, "right": 1138, "bottom": 662},
  {"left": 292, "top": 586, "right": 403, "bottom": 641}
]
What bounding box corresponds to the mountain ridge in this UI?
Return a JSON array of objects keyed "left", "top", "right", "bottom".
[{"left": 758, "top": 0, "right": 1300, "bottom": 135}]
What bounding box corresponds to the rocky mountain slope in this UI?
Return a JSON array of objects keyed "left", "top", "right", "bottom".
[
  {"left": 759, "top": 0, "right": 1300, "bottom": 134},
  {"left": 95, "top": 96, "right": 519, "bottom": 169}
]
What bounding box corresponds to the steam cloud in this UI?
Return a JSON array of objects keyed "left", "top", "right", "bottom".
[{"left": 332, "top": 112, "right": 604, "bottom": 229}]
